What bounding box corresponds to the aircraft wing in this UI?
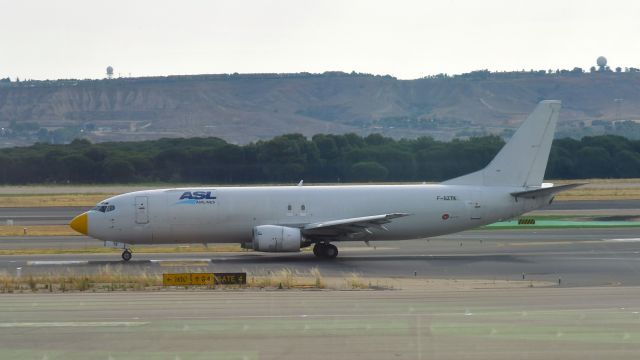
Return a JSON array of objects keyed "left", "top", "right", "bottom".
[
  {"left": 510, "top": 183, "right": 585, "bottom": 199},
  {"left": 302, "top": 213, "right": 410, "bottom": 238}
]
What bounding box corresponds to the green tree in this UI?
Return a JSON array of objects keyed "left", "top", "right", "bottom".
[
  {"left": 103, "top": 158, "right": 135, "bottom": 182},
  {"left": 257, "top": 134, "right": 310, "bottom": 181},
  {"left": 62, "top": 155, "right": 94, "bottom": 183},
  {"left": 576, "top": 146, "right": 612, "bottom": 178},
  {"left": 613, "top": 150, "right": 640, "bottom": 178},
  {"left": 349, "top": 161, "right": 388, "bottom": 182}
]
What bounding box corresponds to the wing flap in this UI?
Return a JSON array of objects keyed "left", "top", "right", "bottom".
[{"left": 302, "top": 213, "right": 410, "bottom": 237}]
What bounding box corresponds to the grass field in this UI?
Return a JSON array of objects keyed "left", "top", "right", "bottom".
[
  {"left": 0, "top": 194, "right": 114, "bottom": 207},
  {"left": 0, "top": 225, "right": 80, "bottom": 236},
  {"left": 552, "top": 179, "right": 640, "bottom": 200},
  {"left": 554, "top": 187, "right": 640, "bottom": 201},
  {"left": 485, "top": 219, "right": 640, "bottom": 229},
  {"left": 0, "top": 244, "right": 245, "bottom": 256},
  {"left": 1, "top": 179, "right": 640, "bottom": 207},
  {"left": 0, "top": 266, "right": 549, "bottom": 293}
]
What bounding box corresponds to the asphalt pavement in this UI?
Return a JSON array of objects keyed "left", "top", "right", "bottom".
[
  {"left": 1, "top": 288, "right": 640, "bottom": 359},
  {"left": 2, "top": 201, "right": 640, "bottom": 359},
  {"left": 1, "top": 227, "right": 640, "bottom": 287},
  {"left": 0, "top": 206, "right": 89, "bottom": 225}
]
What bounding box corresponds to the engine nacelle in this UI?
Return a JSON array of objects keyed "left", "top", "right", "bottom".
[{"left": 251, "top": 225, "right": 303, "bottom": 252}]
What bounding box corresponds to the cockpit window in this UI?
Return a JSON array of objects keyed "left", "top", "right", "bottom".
[
  {"left": 92, "top": 204, "right": 115, "bottom": 213},
  {"left": 92, "top": 205, "right": 107, "bottom": 212}
]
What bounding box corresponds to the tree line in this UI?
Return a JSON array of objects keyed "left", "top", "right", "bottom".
[{"left": 0, "top": 134, "right": 638, "bottom": 184}]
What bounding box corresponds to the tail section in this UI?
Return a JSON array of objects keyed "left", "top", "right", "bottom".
[{"left": 443, "top": 100, "right": 561, "bottom": 187}]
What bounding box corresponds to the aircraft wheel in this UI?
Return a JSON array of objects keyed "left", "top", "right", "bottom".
[
  {"left": 313, "top": 243, "right": 338, "bottom": 259},
  {"left": 313, "top": 243, "right": 327, "bottom": 257},
  {"left": 122, "top": 249, "right": 132, "bottom": 262},
  {"left": 324, "top": 244, "right": 339, "bottom": 259},
  {"left": 313, "top": 244, "right": 321, "bottom": 257}
]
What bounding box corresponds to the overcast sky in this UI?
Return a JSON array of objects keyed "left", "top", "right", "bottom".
[{"left": 1, "top": 0, "right": 638, "bottom": 80}]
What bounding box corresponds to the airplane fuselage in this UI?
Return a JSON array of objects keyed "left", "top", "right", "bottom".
[{"left": 87, "top": 184, "right": 551, "bottom": 246}]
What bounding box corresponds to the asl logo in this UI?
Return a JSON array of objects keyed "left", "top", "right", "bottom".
[{"left": 179, "top": 191, "right": 216, "bottom": 200}]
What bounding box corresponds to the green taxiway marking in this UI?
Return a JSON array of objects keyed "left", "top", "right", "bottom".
[{"left": 485, "top": 219, "right": 640, "bottom": 229}]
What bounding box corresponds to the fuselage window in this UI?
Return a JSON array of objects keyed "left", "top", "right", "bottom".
[
  {"left": 301, "top": 205, "right": 306, "bottom": 211},
  {"left": 287, "top": 204, "right": 292, "bottom": 211}
]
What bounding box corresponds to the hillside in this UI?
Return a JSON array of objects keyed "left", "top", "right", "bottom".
[{"left": 1, "top": 71, "right": 640, "bottom": 146}]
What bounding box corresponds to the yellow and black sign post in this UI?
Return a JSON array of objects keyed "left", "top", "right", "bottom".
[
  {"left": 163, "top": 272, "right": 246, "bottom": 286},
  {"left": 518, "top": 218, "right": 536, "bottom": 225},
  {"left": 213, "top": 273, "right": 246, "bottom": 285}
]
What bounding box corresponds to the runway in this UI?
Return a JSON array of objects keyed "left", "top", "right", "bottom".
[
  {"left": 1, "top": 200, "right": 640, "bottom": 288},
  {"left": 2, "top": 227, "right": 640, "bottom": 287},
  {"left": 2, "top": 202, "right": 640, "bottom": 359},
  {"left": 1, "top": 287, "right": 640, "bottom": 359},
  {"left": 0, "top": 206, "right": 89, "bottom": 225}
]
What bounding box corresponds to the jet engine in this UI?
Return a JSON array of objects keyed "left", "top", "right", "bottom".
[{"left": 251, "top": 225, "right": 304, "bottom": 252}]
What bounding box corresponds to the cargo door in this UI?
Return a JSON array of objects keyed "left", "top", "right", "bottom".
[
  {"left": 468, "top": 192, "right": 484, "bottom": 220},
  {"left": 135, "top": 196, "right": 149, "bottom": 224}
]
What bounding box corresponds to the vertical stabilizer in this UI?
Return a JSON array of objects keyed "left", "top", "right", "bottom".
[{"left": 443, "top": 100, "right": 561, "bottom": 187}]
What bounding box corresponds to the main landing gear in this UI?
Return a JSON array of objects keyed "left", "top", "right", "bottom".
[
  {"left": 122, "top": 249, "right": 132, "bottom": 262},
  {"left": 313, "top": 243, "right": 338, "bottom": 259}
]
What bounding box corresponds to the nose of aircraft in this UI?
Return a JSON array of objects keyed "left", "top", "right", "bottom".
[{"left": 69, "top": 212, "right": 88, "bottom": 235}]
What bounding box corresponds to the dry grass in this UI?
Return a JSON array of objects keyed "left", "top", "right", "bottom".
[
  {"left": 310, "top": 267, "right": 326, "bottom": 288},
  {"left": 0, "top": 266, "right": 163, "bottom": 293},
  {"left": 555, "top": 188, "right": 640, "bottom": 201},
  {"left": 0, "top": 225, "right": 79, "bottom": 236},
  {"left": 0, "top": 266, "right": 552, "bottom": 293},
  {"left": 0, "top": 193, "right": 115, "bottom": 207},
  {"left": 545, "top": 179, "right": 640, "bottom": 200},
  {"left": 0, "top": 248, "right": 118, "bottom": 256},
  {"left": 553, "top": 178, "right": 640, "bottom": 184},
  {"left": 344, "top": 273, "right": 369, "bottom": 289},
  {"left": 248, "top": 268, "right": 326, "bottom": 289},
  {"left": 1, "top": 179, "right": 640, "bottom": 206},
  {"left": 0, "top": 267, "right": 329, "bottom": 293},
  {"left": 0, "top": 244, "right": 245, "bottom": 256}
]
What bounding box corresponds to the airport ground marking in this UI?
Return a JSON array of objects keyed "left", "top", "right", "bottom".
[{"left": 0, "top": 321, "right": 149, "bottom": 328}]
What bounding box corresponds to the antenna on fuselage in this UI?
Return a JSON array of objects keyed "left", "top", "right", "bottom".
[{"left": 297, "top": 180, "right": 304, "bottom": 187}]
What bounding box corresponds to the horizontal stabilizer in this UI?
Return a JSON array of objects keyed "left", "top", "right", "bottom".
[{"left": 510, "top": 183, "right": 585, "bottom": 199}]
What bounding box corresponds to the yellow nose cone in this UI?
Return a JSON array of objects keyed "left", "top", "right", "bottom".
[{"left": 69, "top": 212, "right": 88, "bottom": 235}]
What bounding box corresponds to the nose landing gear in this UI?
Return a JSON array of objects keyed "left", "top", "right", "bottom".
[
  {"left": 103, "top": 241, "right": 133, "bottom": 262},
  {"left": 122, "top": 249, "right": 132, "bottom": 262},
  {"left": 313, "top": 243, "right": 338, "bottom": 259}
]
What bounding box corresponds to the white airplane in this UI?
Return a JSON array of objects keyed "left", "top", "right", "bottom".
[{"left": 70, "top": 100, "right": 579, "bottom": 261}]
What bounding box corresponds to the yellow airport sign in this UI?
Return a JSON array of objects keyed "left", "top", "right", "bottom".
[
  {"left": 191, "top": 273, "right": 214, "bottom": 285},
  {"left": 163, "top": 272, "right": 246, "bottom": 286},
  {"left": 162, "top": 273, "right": 192, "bottom": 286}
]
